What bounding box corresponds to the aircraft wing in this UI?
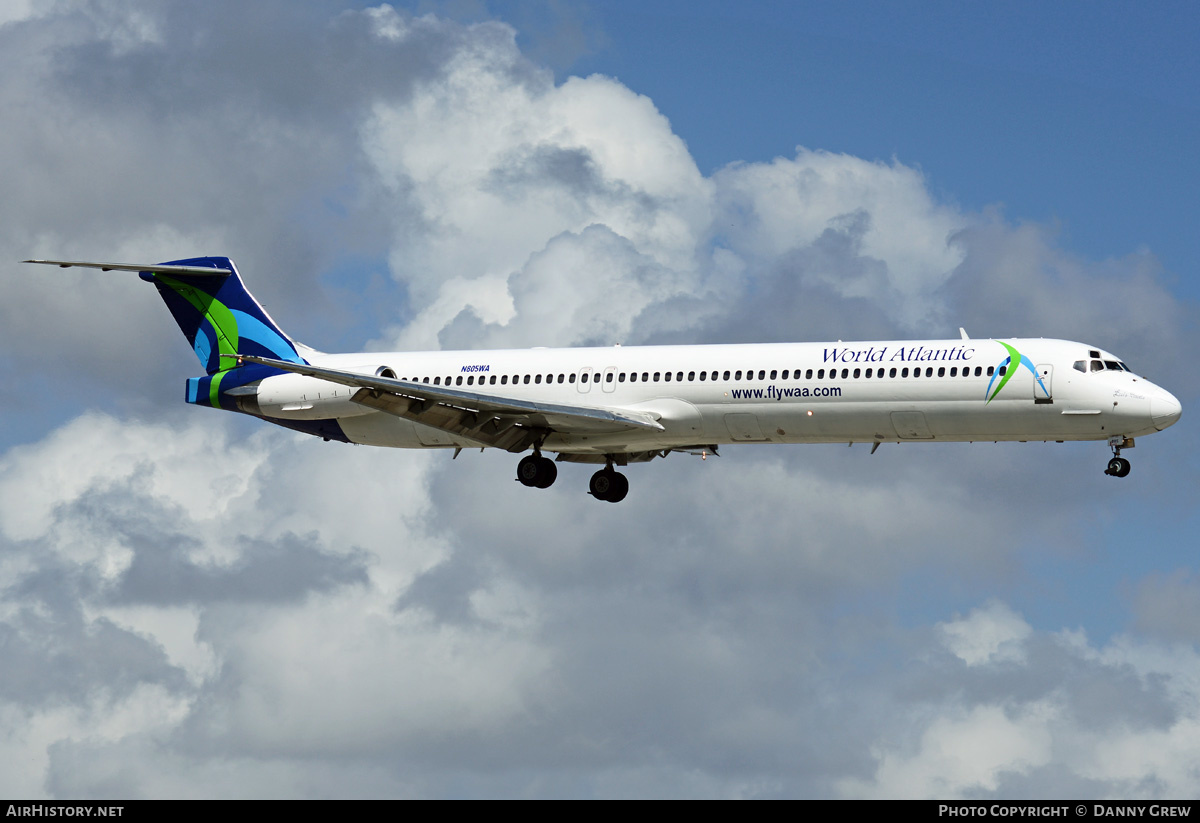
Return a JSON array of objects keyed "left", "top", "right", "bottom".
[{"left": 233, "top": 354, "right": 665, "bottom": 453}]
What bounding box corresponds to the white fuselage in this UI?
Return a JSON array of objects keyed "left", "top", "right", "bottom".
[{"left": 250, "top": 337, "right": 1181, "bottom": 456}]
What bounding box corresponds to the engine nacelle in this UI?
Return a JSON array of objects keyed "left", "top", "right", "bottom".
[{"left": 254, "top": 371, "right": 375, "bottom": 420}]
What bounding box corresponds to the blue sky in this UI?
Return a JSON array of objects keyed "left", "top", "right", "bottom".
[
  {"left": 571, "top": 1, "right": 1200, "bottom": 288},
  {"left": 0, "top": 0, "right": 1197, "bottom": 798}
]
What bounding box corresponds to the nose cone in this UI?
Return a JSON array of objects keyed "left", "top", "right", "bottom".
[{"left": 1151, "top": 390, "right": 1182, "bottom": 431}]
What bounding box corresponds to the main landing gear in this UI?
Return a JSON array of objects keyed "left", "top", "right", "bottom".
[
  {"left": 1105, "top": 438, "right": 1132, "bottom": 478},
  {"left": 514, "top": 452, "right": 630, "bottom": 502},
  {"left": 516, "top": 452, "right": 557, "bottom": 488},
  {"left": 588, "top": 465, "right": 629, "bottom": 503}
]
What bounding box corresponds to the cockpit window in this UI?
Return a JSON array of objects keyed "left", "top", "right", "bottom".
[
  {"left": 1091, "top": 360, "right": 1104, "bottom": 372},
  {"left": 1105, "top": 360, "right": 1122, "bottom": 370},
  {"left": 1073, "top": 360, "right": 1086, "bottom": 373}
]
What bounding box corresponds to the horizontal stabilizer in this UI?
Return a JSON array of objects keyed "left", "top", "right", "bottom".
[{"left": 23, "top": 259, "right": 231, "bottom": 276}]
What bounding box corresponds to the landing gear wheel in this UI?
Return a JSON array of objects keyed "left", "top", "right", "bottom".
[
  {"left": 517, "top": 455, "right": 557, "bottom": 488},
  {"left": 534, "top": 456, "right": 557, "bottom": 488},
  {"left": 608, "top": 471, "right": 629, "bottom": 502},
  {"left": 589, "top": 469, "right": 628, "bottom": 502},
  {"left": 1106, "top": 457, "right": 1131, "bottom": 478},
  {"left": 517, "top": 455, "right": 541, "bottom": 487}
]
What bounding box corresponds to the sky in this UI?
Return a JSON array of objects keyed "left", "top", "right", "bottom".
[{"left": 0, "top": 0, "right": 1198, "bottom": 799}]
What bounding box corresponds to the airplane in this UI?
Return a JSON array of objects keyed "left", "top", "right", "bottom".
[{"left": 25, "top": 256, "right": 1182, "bottom": 502}]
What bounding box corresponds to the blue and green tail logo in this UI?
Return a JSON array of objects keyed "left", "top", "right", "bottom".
[
  {"left": 985, "top": 341, "right": 1050, "bottom": 403},
  {"left": 141, "top": 256, "right": 303, "bottom": 374},
  {"left": 140, "top": 257, "right": 305, "bottom": 409}
]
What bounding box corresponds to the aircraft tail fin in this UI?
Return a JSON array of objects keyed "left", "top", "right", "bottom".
[{"left": 145, "top": 256, "right": 305, "bottom": 374}]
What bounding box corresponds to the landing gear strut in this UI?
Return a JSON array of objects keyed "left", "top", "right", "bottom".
[
  {"left": 516, "top": 452, "right": 557, "bottom": 488},
  {"left": 589, "top": 462, "right": 629, "bottom": 503},
  {"left": 1105, "top": 438, "right": 1131, "bottom": 478}
]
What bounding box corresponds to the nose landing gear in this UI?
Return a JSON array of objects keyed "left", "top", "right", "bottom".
[{"left": 1105, "top": 437, "right": 1132, "bottom": 478}]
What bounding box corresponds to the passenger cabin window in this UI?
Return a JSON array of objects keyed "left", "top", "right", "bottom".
[{"left": 806, "top": 369, "right": 813, "bottom": 379}]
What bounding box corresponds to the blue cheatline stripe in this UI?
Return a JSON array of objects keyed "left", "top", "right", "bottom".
[
  {"left": 984, "top": 356, "right": 1011, "bottom": 401},
  {"left": 1020, "top": 354, "right": 1052, "bottom": 396},
  {"left": 230, "top": 309, "right": 303, "bottom": 363}
]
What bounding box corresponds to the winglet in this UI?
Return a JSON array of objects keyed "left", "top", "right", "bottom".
[{"left": 960, "top": 327, "right": 970, "bottom": 340}]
